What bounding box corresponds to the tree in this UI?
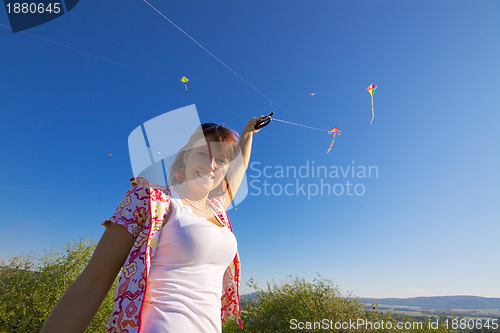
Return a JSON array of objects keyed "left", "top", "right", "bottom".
[{"left": 0, "top": 238, "right": 117, "bottom": 333}]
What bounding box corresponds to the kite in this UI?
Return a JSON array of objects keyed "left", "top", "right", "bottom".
[
  {"left": 181, "top": 76, "right": 189, "bottom": 92},
  {"left": 326, "top": 128, "right": 341, "bottom": 153},
  {"left": 256, "top": 113, "right": 342, "bottom": 153},
  {"left": 367, "top": 83, "right": 377, "bottom": 124},
  {"left": 310, "top": 93, "right": 315, "bottom": 96}
]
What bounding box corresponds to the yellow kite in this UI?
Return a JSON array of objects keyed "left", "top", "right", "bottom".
[
  {"left": 181, "top": 76, "right": 189, "bottom": 92},
  {"left": 367, "top": 83, "right": 377, "bottom": 124}
]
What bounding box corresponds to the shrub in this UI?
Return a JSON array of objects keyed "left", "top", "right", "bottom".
[
  {"left": 0, "top": 238, "right": 117, "bottom": 333},
  {"left": 223, "top": 274, "right": 456, "bottom": 333}
]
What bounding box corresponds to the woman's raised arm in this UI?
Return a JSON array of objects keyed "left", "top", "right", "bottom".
[
  {"left": 40, "top": 222, "right": 134, "bottom": 333},
  {"left": 224, "top": 116, "right": 262, "bottom": 206}
]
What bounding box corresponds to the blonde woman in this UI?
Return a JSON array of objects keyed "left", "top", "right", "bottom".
[{"left": 41, "top": 117, "right": 264, "bottom": 333}]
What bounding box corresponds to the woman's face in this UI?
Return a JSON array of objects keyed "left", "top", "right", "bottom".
[{"left": 183, "top": 137, "right": 229, "bottom": 194}]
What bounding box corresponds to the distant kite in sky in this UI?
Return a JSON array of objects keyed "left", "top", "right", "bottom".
[
  {"left": 367, "top": 83, "right": 377, "bottom": 124},
  {"left": 326, "top": 128, "right": 341, "bottom": 153},
  {"left": 181, "top": 76, "right": 189, "bottom": 92},
  {"left": 268, "top": 113, "right": 341, "bottom": 153},
  {"left": 310, "top": 93, "right": 315, "bottom": 96}
]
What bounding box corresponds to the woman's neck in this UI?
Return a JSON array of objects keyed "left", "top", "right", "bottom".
[{"left": 175, "top": 183, "right": 209, "bottom": 203}]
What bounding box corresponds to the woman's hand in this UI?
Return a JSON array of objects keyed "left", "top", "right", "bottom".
[{"left": 242, "top": 115, "right": 264, "bottom": 137}]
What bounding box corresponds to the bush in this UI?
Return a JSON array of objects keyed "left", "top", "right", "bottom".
[
  {"left": 0, "top": 238, "right": 118, "bottom": 333},
  {"left": 223, "top": 274, "right": 456, "bottom": 333}
]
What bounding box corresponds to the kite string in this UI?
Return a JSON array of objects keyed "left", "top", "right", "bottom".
[
  {"left": 272, "top": 118, "right": 328, "bottom": 132},
  {"left": 141, "top": 0, "right": 299, "bottom": 114},
  {"left": 0, "top": 23, "right": 176, "bottom": 80},
  {"left": 1, "top": 7, "right": 300, "bottom": 114},
  {"left": 0, "top": 186, "right": 116, "bottom": 196}
]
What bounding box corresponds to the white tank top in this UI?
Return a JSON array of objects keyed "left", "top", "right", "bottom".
[{"left": 141, "top": 190, "right": 237, "bottom": 333}]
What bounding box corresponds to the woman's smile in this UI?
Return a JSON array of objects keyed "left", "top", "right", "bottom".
[{"left": 196, "top": 170, "right": 215, "bottom": 180}]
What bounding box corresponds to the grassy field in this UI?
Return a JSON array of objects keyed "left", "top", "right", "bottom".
[{"left": 375, "top": 304, "right": 500, "bottom": 319}]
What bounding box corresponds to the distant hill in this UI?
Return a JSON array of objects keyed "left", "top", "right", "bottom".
[
  {"left": 360, "top": 296, "right": 500, "bottom": 310},
  {"left": 241, "top": 292, "right": 258, "bottom": 304},
  {"left": 240, "top": 293, "right": 500, "bottom": 310}
]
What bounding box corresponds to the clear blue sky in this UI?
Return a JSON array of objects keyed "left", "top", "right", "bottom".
[{"left": 1, "top": 0, "right": 499, "bottom": 298}]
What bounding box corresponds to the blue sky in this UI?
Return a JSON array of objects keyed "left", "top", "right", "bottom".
[{"left": 1, "top": 0, "right": 499, "bottom": 298}]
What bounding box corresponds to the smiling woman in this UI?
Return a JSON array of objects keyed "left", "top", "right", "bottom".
[
  {"left": 167, "top": 122, "right": 242, "bottom": 204},
  {"left": 40, "top": 117, "right": 265, "bottom": 333}
]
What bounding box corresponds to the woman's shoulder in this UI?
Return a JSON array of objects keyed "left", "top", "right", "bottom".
[
  {"left": 208, "top": 194, "right": 226, "bottom": 212},
  {"left": 129, "top": 177, "right": 172, "bottom": 196}
]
